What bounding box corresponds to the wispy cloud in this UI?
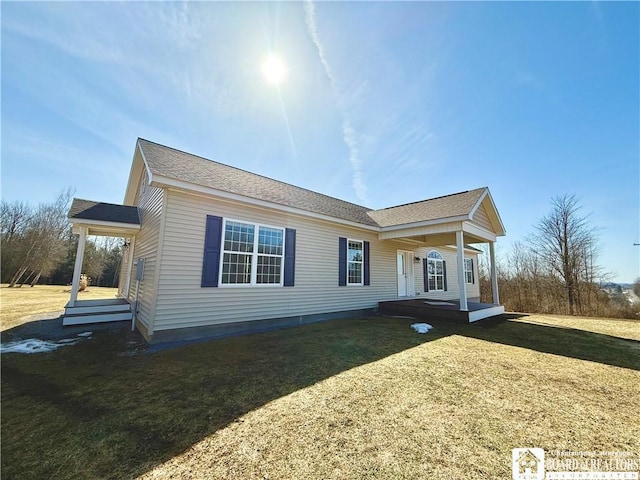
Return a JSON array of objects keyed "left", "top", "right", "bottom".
[
  {"left": 303, "top": 1, "right": 335, "bottom": 83},
  {"left": 3, "top": 3, "right": 245, "bottom": 117},
  {"left": 304, "top": 0, "right": 367, "bottom": 203}
]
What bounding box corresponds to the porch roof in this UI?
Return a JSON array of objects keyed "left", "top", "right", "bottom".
[
  {"left": 367, "top": 189, "right": 485, "bottom": 227},
  {"left": 68, "top": 198, "right": 140, "bottom": 236}
]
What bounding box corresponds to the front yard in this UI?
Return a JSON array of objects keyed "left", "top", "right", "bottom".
[
  {"left": 1, "top": 295, "right": 638, "bottom": 479},
  {"left": 1, "top": 284, "right": 119, "bottom": 331}
]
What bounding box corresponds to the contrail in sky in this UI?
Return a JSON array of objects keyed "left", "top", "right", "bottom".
[{"left": 303, "top": 0, "right": 367, "bottom": 204}]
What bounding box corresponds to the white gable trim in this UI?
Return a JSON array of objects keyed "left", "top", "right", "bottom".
[
  {"left": 469, "top": 188, "right": 506, "bottom": 236},
  {"left": 123, "top": 140, "right": 154, "bottom": 206},
  {"left": 468, "top": 188, "right": 489, "bottom": 218}
]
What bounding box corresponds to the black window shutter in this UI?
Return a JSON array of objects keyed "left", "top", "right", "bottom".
[
  {"left": 201, "top": 215, "right": 223, "bottom": 287},
  {"left": 363, "top": 241, "right": 370, "bottom": 286},
  {"left": 423, "top": 258, "right": 429, "bottom": 292},
  {"left": 338, "top": 237, "right": 347, "bottom": 286},
  {"left": 443, "top": 260, "right": 448, "bottom": 291},
  {"left": 471, "top": 258, "right": 475, "bottom": 284},
  {"left": 284, "top": 228, "right": 296, "bottom": 287}
]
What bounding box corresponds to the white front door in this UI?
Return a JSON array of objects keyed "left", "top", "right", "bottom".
[{"left": 397, "top": 251, "right": 413, "bottom": 297}]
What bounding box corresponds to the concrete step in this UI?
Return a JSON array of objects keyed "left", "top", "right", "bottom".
[{"left": 62, "top": 311, "right": 133, "bottom": 326}]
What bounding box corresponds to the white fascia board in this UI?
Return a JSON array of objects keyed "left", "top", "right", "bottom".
[
  {"left": 123, "top": 146, "right": 142, "bottom": 205},
  {"left": 123, "top": 141, "right": 154, "bottom": 205},
  {"left": 378, "top": 215, "right": 470, "bottom": 233},
  {"left": 469, "top": 188, "right": 506, "bottom": 236},
  {"left": 484, "top": 189, "right": 506, "bottom": 235},
  {"left": 378, "top": 221, "right": 465, "bottom": 241},
  {"left": 70, "top": 218, "right": 141, "bottom": 231},
  {"left": 137, "top": 139, "right": 154, "bottom": 185},
  {"left": 462, "top": 222, "right": 496, "bottom": 242},
  {"left": 154, "top": 176, "right": 381, "bottom": 232},
  {"left": 468, "top": 188, "right": 489, "bottom": 217},
  {"left": 72, "top": 226, "right": 140, "bottom": 237}
]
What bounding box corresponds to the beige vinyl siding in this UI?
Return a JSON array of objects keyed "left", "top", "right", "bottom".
[
  {"left": 413, "top": 247, "right": 480, "bottom": 301},
  {"left": 471, "top": 203, "right": 493, "bottom": 232},
  {"left": 153, "top": 189, "right": 406, "bottom": 332},
  {"left": 117, "top": 247, "right": 130, "bottom": 298},
  {"left": 125, "top": 168, "right": 164, "bottom": 330}
]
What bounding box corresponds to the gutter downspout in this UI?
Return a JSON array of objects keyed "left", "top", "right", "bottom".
[
  {"left": 131, "top": 258, "right": 144, "bottom": 332},
  {"left": 131, "top": 278, "right": 140, "bottom": 332}
]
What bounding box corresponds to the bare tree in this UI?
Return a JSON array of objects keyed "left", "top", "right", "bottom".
[
  {"left": 529, "top": 194, "right": 598, "bottom": 315},
  {"left": 4, "top": 188, "right": 74, "bottom": 287},
  {"left": 1, "top": 201, "right": 33, "bottom": 283}
]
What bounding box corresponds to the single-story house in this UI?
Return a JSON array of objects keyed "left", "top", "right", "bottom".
[{"left": 64, "top": 138, "right": 505, "bottom": 343}]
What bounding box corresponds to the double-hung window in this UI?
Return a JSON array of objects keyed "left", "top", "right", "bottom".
[
  {"left": 427, "top": 250, "right": 445, "bottom": 291},
  {"left": 338, "top": 237, "right": 369, "bottom": 287},
  {"left": 464, "top": 258, "right": 474, "bottom": 284},
  {"left": 347, "top": 240, "right": 364, "bottom": 285},
  {"left": 221, "top": 220, "right": 284, "bottom": 286}
]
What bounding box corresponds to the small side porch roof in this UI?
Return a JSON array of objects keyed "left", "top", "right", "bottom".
[{"left": 68, "top": 198, "right": 140, "bottom": 237}]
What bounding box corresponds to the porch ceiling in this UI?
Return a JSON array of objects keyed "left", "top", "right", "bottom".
[{"left": 379, "top": 220, "right": 497, "bottom": 244}]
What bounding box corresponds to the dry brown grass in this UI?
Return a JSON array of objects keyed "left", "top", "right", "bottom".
[
  {"left": 1, "top": 306, "right": 639, "bottom": 479},
  {"left": 0, "top": 284, "right": 119, "bottom": 331},
  {"left": 138, "top": 315, "right": 639, "bottom": 479},
  {"left": 515, "top": 313, "right": 640, "bottom": 340}
]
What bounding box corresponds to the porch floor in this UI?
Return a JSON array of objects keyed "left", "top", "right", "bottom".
[{"left": 378, "top": 299, "right": 505, "bottom": 323}]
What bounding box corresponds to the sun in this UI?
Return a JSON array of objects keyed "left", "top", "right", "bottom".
[{"left": 263, "top": 55, "right": 286, "bottom": 85}]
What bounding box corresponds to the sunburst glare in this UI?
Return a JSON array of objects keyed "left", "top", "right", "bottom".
[{"left": 263, "top": 55, "right": 286, "bottom": 85}]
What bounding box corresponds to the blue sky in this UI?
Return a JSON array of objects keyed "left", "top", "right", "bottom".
[{"left": 2, "top": 1, "right": 638, "bottom": 282}]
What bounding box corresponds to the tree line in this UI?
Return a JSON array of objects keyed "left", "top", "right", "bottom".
[
  {"left": 478, "top": 194, "right": 639, "bottom": 319},
  {"left": 1, "top": 190, "right": 124, "bottom": 288}
]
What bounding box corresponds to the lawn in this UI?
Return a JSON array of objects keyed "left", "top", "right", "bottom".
[
  {"left": 1, "top": 296, "right": 639, "bottom": 479},
  {"left": 0, "top": 284, "right": 119, "bottom": 331}
]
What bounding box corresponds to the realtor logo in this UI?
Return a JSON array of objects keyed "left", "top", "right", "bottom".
[{"left": 512, "top": 448, "right": 545, "bottom": 480}]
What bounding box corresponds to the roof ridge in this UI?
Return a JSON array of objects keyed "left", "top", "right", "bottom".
[
  {"left": 137, "top": 138, "right": 372, "bottom": 211},
  {"left": 373, "top": 187, "right": 486, "bottom": 212}
]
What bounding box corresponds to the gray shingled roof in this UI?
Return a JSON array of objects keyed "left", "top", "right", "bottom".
[
  {"left": 69, "top": 199, "right": 140, "bottom": 225},
  {"left": 138, "top": 139, "right": 486, "bottom": 229},
  {"left": 366, "top": 188, "right": 486, "bottom": 227},
  {"left": 138, "top": 139, "right": 378, "bottom": 226}
]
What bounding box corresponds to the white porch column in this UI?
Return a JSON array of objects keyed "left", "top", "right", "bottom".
[
  {"left": 123, "top": 236, "right": 136, "bottom": 299},
  {"left": 489, "top": 241, "right": 500, "bottom": 305},
  {"left": 456, "top": 230, "right": 468, "bottom": 311},
  {"left": 69, "top": 226, "right": 88, "bottom": 307}
]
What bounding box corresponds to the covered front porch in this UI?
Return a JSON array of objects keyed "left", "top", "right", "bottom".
[
  {"left": 378, "top": 299, "right": 504, "bottom": 323},
  {"left": 372, "top": 188, "right": 506, "bottom": 322},
  {"left": 63, "top": 199, "right": 140, "bottom": 326}
]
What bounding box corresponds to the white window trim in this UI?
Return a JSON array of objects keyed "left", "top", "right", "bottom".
[
  {"left": 219, "top": 218, "right": 285, "bottom": 287},
  {"left": 347, "top": 238, "right": 364, "bottom": 286},
  {"left": 464, "top": 258, "right": 474, "bottom": 284},
  {"left": 427, "top": 250, "right": 445, "bottom": 292}
]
